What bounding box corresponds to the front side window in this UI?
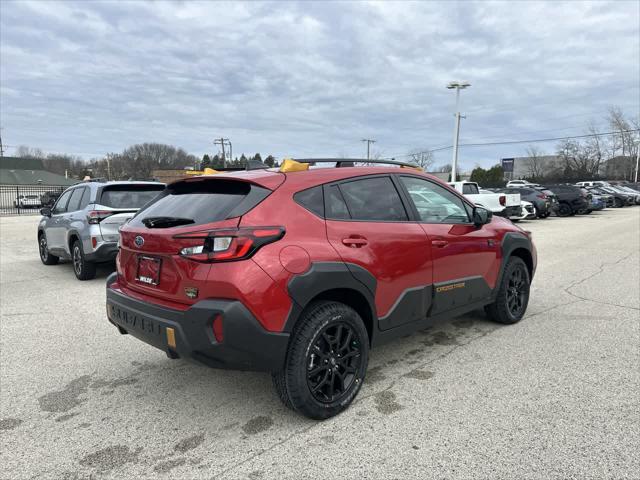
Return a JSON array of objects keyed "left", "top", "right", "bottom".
[
  {"left": 400, "top": 176, "right": 470, "bottom": 224},
  {"left": 52, "top": 190, "right": 73, "bottom": 214},
  {"left": 337, "top": 176, "right": 408, "bottom": 221},
  {"left": 324, "top": 185, "right": 350, "bottom": 220}
]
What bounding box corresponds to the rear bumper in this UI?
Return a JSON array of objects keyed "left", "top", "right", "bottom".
[
  {"left": 495, "top": 205, "right": 522, "bottom": 219},
  {"left": 105, "top": 273, "right": 289, "bottom": 372},
  {"left": 86, "top": 242, "right": 119, "bottom": 262}
]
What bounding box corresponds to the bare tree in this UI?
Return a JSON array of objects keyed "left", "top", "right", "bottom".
[
  {"left": 524, "top": 145, "right": 545, "bottom": 179},
  {"left": 408, "top": 149, "right": 435, "bottom": 170},
  {"left": 15, "top": 145, "right": 45, "bottom": 158},
  {"left": 435, "top": 164, "right": 452, "bottom": 173}
]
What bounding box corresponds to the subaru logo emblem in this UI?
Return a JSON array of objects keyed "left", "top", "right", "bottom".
[{"left": 134, "top": 236, "right": 145, "bottom": 247}]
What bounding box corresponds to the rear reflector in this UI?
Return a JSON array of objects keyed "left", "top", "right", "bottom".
[
  {"left": 166, "top": 327, "right": 176, "bottom": 348},
  {"left": 212, "top": 314, "right": 224, "bottom": 342},
  {"left": 499, "top": 195, "right": 506, "bottom": 206}
]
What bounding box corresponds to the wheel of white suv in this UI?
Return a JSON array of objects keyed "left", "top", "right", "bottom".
[
  {"left": 38, "top": 233, "right": 59, "bottom": 266},
  {"left": 72, "top": 239, "right": 97, "bottom": 280},
  {"left": 485, "top": 257, "right": 531, "bottom": 325},
  {"left": 272, "top": 301, "right": 369, "bottom": 420}
]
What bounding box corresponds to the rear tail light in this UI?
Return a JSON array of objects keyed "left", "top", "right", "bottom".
[
  {"left": 175, "top": 226, "right": 285, "bottom": 263},
  {"left": 499, "top": 195, "right": 506, "bottom": 206},
  {"left": 87, "top": 210, "right": 113, "bottom": 224},
  {"left": 536, "top": 194, "right": 547, "bottom": 199}
]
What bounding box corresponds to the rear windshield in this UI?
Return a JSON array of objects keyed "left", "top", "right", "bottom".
[
  {"left": 129, "top": 179, "right": 270, "bottom": 228},
  {"left": 462, "top": 183, "right": 479, "bottom": 195},
  {"left": 100, "top": 184, "right": 165, "bottom": 209}
]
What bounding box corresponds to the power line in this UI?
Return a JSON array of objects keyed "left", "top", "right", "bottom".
[{"left": 383, "top": 129, "right": 640, "bottom": 159}]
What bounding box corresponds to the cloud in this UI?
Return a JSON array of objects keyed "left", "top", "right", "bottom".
[{"left": 1, "top": 0, "right": 638, "bottom": 168}]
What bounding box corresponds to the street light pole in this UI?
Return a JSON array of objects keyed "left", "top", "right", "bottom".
[{"left": 447, "top": 81, "right": 471, "bottom": 181}]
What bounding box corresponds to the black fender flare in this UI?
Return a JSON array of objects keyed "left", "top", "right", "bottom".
[
  {"left": 283, "top": 262, "right": 377, "bottom": 334},
  {"left": 492, "top": 232, "right": 533, "bottom": 300}
]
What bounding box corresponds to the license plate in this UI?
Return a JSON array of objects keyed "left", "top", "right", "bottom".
[{"left": 136, "top": 256, "right": 161, "bottom": 285}]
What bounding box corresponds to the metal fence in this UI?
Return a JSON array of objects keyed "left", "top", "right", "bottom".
[{"left": 0, "top": 184, "right": 70, "bottom": 216}]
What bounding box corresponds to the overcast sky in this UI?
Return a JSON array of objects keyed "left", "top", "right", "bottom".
[{"left": 1, "top": 0, "right": 638, "bottom": 169}]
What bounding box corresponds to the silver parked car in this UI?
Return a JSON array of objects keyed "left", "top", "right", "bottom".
[{"left": 37, "top": 180, "right": 165, "bottom": 280}]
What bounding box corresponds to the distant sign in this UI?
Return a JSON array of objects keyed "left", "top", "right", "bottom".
[{"left": 501, "top": 158, "right": 514, "bottom": 173}]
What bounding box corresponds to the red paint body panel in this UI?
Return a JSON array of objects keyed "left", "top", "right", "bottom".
[{"left": 325, "top": 220, "right": 432, "bottom": 317}]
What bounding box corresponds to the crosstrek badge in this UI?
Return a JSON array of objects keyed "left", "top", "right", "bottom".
[{"left": 184, "top": 287, "right": 198, "bottom": 299}]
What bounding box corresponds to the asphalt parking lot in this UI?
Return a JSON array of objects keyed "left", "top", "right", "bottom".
[{"left": 1, "top": 209, "right": 638, "bottom": 480}]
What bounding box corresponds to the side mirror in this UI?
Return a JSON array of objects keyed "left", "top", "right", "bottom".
[
  {"left": 40, "top": 207, "right": 52, "bottom": 217},
  {"left": 472, "top": 206, "right": 491, "bottom": 227}
]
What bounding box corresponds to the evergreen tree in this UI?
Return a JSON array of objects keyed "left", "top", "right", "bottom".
[
  {"left": 201, "top": 154, "right": 211, "bottom": 169},
  {"left": 264, "top": 155, "right": 276, "bottom": 167}
]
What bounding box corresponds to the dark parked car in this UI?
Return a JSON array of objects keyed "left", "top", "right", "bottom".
[
  {"left": 599, "top": 186, "right": 634, "bottom": 206},
  {"left": 497, "top": 187, "right": 551, "bottom": 218},
  {"left": 545, "top": 185, "right": 590, "bottom": 216},
  {"left": 584, "top": 187, "right": 614, "bottom": 207}
]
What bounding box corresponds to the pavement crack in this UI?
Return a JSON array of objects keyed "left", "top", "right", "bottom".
[{"left": 563, "top": 252, "right": 639, "bottom": 311}]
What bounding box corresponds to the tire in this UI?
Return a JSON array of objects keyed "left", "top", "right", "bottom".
[
  {"left": 614, "top": 197, "right": 624, "bottom": 208},
  {"left": 72, "top": 239, "right": 97, "bottom": 280},
  {"left": 38, "top": 233, "right": 59, "bottom": 266},
  {"left": 272, "top": 301, "right": 369, "bottom": 420},
  {"left": 557, "top": 202, "right": 572, "bottom": 217},
  {"left": 485, "top": 257, "right": 531, "bottom": 325}
]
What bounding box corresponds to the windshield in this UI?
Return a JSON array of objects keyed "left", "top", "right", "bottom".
[{"left": 99, "top": 184, "right": 165, "bottom": 209}]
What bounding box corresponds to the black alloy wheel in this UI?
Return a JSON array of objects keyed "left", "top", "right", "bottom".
[
  {"left": 505, "top": 265, "right": 528, "bottom": 319},
  {"left": 485, "top": 256, "right": 531, "bottom": 325},
  {"left": 306, "top": 322, "right": 362, "bottom": 404},
  {"left": 272, "top": 301, "right": 369, "bottom": 420}
]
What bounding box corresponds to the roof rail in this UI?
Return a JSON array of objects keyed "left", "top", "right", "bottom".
[{"left": 293, "top": 158, "right": 419, "bottom": 168}]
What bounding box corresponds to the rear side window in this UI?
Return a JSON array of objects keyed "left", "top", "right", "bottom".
[
  {"left": 129, "top": 180, "right": 270, "bottom": 228},
  {"left": 338, "top": 176, "right": 408, "bottom": 221},
  {"left": 462, "top": 183, "right": 479, "bottom": 195},
  {"left": 294, "top": 186, "right": 324, "bottom": 217},
  {"left": 100, "top": 184, "right": 164, "bottom": 209},
  {"left": 67, "top": 188, "right": 85, "bottom": 212},
  {"left": 79, "top": 188, "right": 91, "bottom": 209}
]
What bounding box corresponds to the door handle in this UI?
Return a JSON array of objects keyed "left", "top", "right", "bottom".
[
  {"left": 342, "top": 237, "right": 368, "bottom": 248},
  {"left": 431, "top": 240, "right": 449, "bottom": 248}
]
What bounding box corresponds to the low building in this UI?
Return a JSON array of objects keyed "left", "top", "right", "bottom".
[{"left": 1, "top": 156, "right": 77, "bottom": 211}]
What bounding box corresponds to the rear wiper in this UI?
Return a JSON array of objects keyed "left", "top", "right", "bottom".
[{"left": 142, "top": 216, "right": 195, "bottom": 228}]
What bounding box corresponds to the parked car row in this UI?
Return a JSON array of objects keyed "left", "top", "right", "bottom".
[{"left": 485, "top": 180, "right": 640, "bottom": 220}]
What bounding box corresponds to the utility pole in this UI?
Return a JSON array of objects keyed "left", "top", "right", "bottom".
[
  {"left": 635, "top": 132, "right": 639, "bottom": 182},
  {"left": 361, "top": 139, "right": 376, "bottom": 160},
  {"left": 0, "top": 128, "right": 4, "bottom": 158},
  {"left": 214, "top": 138, "right": 231, "bottom": 167},
  {"left": 446, "top": 81, "right": 471, "bottom": 181}
]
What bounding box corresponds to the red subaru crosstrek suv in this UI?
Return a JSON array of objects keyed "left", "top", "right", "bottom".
[{"left": 106, "top": 159, "right": 536, "bottom": 419}]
